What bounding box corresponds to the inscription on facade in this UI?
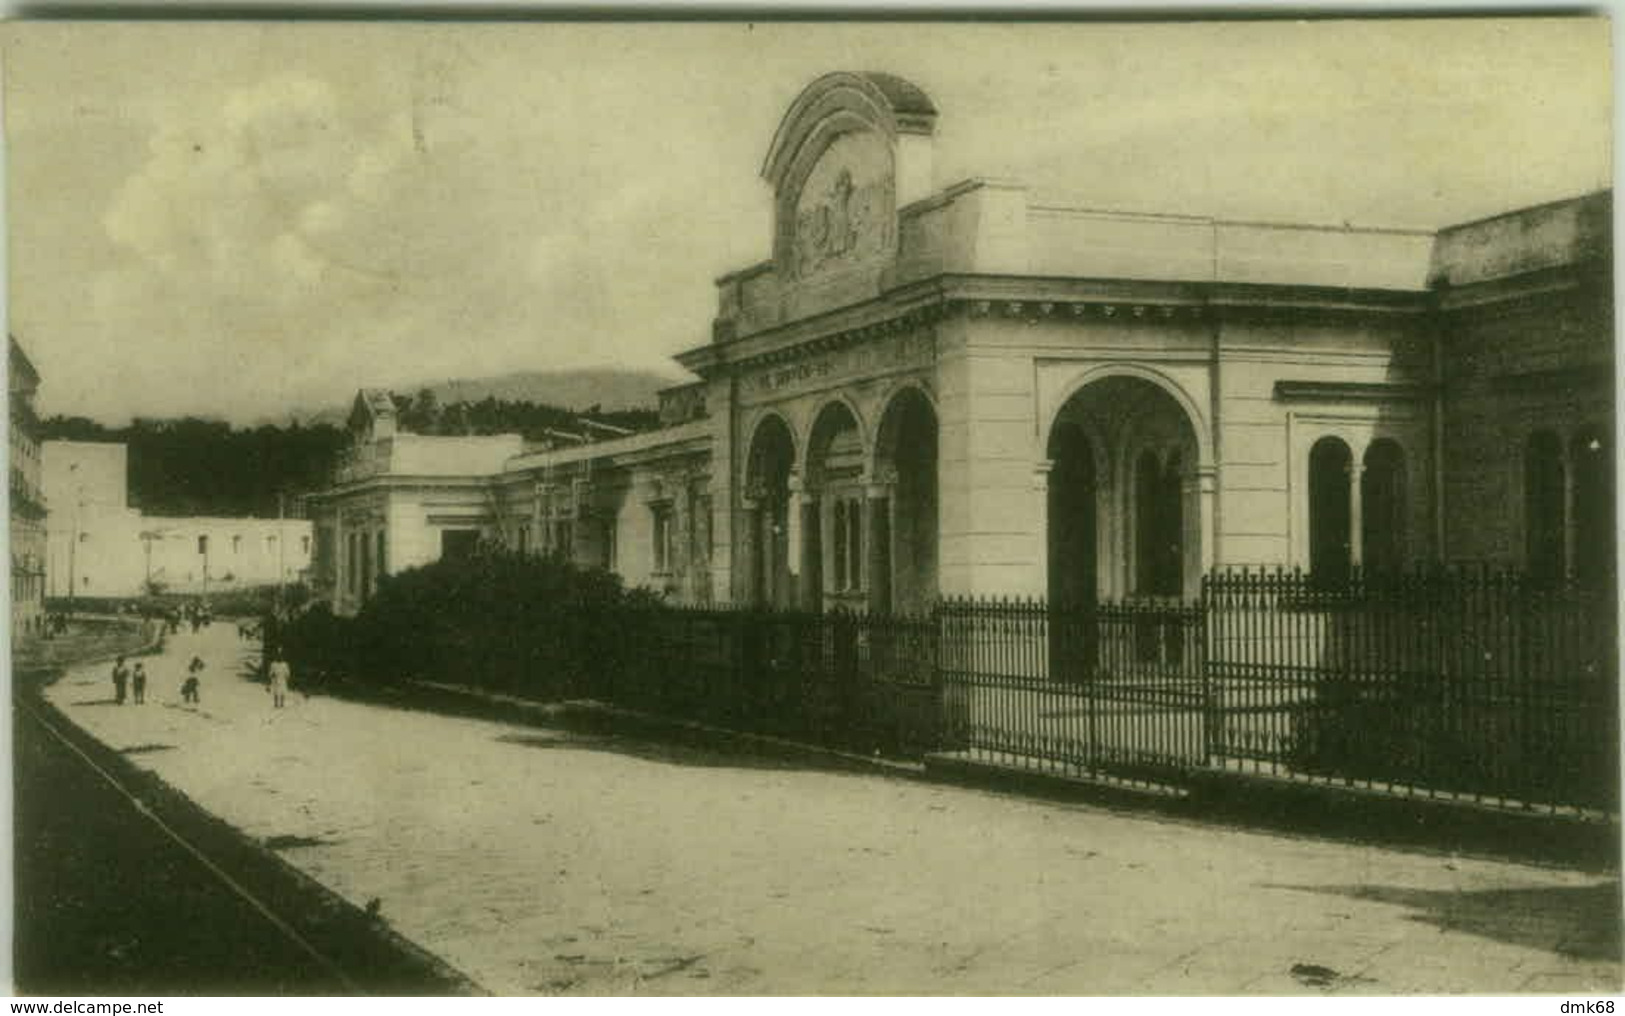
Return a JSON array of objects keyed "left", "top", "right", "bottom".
[{"left": 746, "top": 331, "right": 935, "bottom": 400}]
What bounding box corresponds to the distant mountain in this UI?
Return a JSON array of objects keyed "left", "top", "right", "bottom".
[{"left": 296, "top": 366, "right": 692, "bottom": 426}]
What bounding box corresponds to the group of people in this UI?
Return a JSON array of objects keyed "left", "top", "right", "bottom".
[
  {"left": 109, "top": 651, "right": 291, "bottom": 709},
  {"left": 35, "top": 613, "right": 72, "bottom": 639},
  {"left": 109, "top": 655, "right": 149, "bottom": 704},
  {"left": 110, "top": 653, "right": 208, "bottom": 706}
]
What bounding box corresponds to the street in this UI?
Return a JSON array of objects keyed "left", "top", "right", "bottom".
[
  {"left": 13, "top": 626, "right": 474, "bottom": 996},
  {"left": 38, "top": 622, "right": 1624, "bottom": 995}
]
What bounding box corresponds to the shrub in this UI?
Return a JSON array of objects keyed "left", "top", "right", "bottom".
[{"left": 282, "top": 548, "right": 657, "bottom": 699}]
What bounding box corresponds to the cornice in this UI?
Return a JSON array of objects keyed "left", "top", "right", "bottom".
[
  {"left": 682, "top": 272, "right": 1435, "bottom": 380},
  {"left": 1274, "top": 380, "right": 1435, "bottom": 403}
]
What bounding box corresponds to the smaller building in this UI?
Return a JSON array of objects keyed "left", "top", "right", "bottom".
[
  {"left": 42, "top": 440, "right": 312, "bottom": 600},
  {"left": 308, "top": 390, "right": 525, "bottom": 616},
  {"left": 10, "top": 336, "right": 47, "bottom": 638}
]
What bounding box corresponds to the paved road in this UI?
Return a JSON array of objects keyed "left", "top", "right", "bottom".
[{"left": 40, "top": 623, "right": 1624, "bottom": 995}]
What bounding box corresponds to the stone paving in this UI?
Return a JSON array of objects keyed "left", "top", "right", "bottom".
[{"left": 42, "top": 623, "right": 1623, "bottom": 995}]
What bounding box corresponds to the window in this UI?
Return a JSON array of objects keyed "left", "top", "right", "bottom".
[
  {"left": 831, "top": 497, "right": 864, "bottom": 593},
  {"left": 1525, "top": 430, "right": 1565, "bottom": 580},
  {"left": 375, "top": 530, "right": 386, "bottom": 581},
  {"left": 232, "top": 535, "right": 242, "bottom": 554},
  {"left": 551, "top": 520, "right": 573, "bottom": 559},
  {"left": 1309, "top": 437, "right": 1353, "bottom": 586},
  {"left": 652, "top": 505, "right": 674, "bottom": 574},
  {"left": 1361, "top": 439, "right": 1407, "bottom": 575},
  {"left": 1572, "top": 427, "right": 1614, "bottom": 588},
  {"left": 301, "top": 535, "right": 311, "bottom": 556},
  {"left": 517, "top": 525, "right": 529, "bottom": 556},
  {"left": 440, "top": 529, "right": 479, "bottom": 560},
  {"left": 347, "top": 533, "right": 359, "bottom": 593},
  {"left": 197, "top": 535, "right": 208, "bottom": 556}
]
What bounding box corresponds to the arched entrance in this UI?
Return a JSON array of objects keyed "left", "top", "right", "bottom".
[
  {"left": 805, "top": 400, "right": 865, "bottom": 613},
  {"left": 744, "top": 415, "right": 796, "bottom": 608},
  {"left": 874, "top": 387, "right": 939, "bottom": 614},
  {"left": 1046, "top": 374, "right": 1203, "bottom": 604}
]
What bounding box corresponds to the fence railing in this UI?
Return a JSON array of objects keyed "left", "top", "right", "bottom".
[
  {"left": 577, "top": 568, "right": 1616, "bottom": 815},
  {"left": 1203, "top": 567, "right": 1619, "bottom": 813},
  {"left": 289, "top": 563, "right": 1617, "bottom": 817}
]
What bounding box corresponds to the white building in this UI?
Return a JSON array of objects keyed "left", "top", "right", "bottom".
[{"left": 43, "top": 440, "right": 312, "bottom": 599}]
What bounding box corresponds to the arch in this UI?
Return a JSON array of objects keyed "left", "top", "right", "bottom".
[
  {"left": 1362, "top": 438, "right": 1408, "bottom": 575},
  {"left": 803, "top": 398, "right": 867, "bottom": 611},
  {"left": 1048, "top": 372, "right": 1202, "bottom": 601},
  {"left": 802, "top": 396, "right": 868, "bottom": 487},
  {"left": 1309, "top": 436, "right": 1354, "bottom": 585},
  {"left": 873, "top": 385, "right": 940, "bottom": 614},
  {"left": 1044, "top": 363, "right": 1213, "bottom": 470},
  {"left": 761, "top": 71, "right": 937, "bottom": 189},
  {"left": 744, "top": 411, "right": 798, "bottom": 487},
  {"left": 743, "top": 412, "right": 798, "bottom": 607}
]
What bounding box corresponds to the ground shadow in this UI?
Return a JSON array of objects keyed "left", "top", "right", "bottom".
[
  {"left": 301, "top": 676, "right": 899, "bottom": 779},
  {"left": 1266, "top": 880, "right": 1623, "bottom": 962},
  {"left": 493, "top": 730, "right": 844, "bottom": 773}
]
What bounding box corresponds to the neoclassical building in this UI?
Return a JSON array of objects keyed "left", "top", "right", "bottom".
[{"left": 308, "top": 71, "right": 1613, "bottom": 617}]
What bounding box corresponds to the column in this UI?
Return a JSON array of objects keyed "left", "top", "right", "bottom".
[
  {"left": 866, "top": 477, "right": 893, "bottom": 614},
  {"left": 1349, "top": 461, "right": 1365, "bottom": 570},
  {"left": 1196, "top": 465, "right": 1217, "bottom": 576},
  {"left": 1033, "top": 461, "right": 1053, "bottom": 601},
  {"left": 739, "top": 499, "right": 760, "bottom": 606},
  {"left": 785, "top": 473, "right": 805, "bottom": 609}
]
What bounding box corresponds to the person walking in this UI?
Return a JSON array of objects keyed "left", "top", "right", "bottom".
[
  {"left": 111, "top": 656, "right": 129, "bottom": 705},
  {"left": 131, "top": 662, "right": 147, "bottom": 705},
  {"left": 181, "top": 655, "right": 204, "bottom": 705},
  {"left": 267, "top": 654, "right": 291, "bottom": 709}
]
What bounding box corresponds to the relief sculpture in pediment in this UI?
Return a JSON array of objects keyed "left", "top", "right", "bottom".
[{"left": 790, "top": 132, "right": 895, "bottom": 279}]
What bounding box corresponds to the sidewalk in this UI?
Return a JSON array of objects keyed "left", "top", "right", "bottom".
[{"left": 42, "top": 623, "right": 1624, "bottom": 995}]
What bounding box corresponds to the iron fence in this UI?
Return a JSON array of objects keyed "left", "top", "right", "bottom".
[
  {"left": 1204, "top": 567, "right": 1619, "bottom": 813},
  {"left": 472, "top": 566, "right": 1617, "bottom": 816},
  {"left": 936, "top": 596, "right": 1206, "bottom": 785},
  {"left": 597, "top": 603, "right": 944, "bottom": 755}
]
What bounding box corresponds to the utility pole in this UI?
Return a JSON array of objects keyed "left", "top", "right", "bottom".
[
  {"left": 66, "top": 463, "right": 79, "bottom": 617},
  {"left": 276, "top": 492, "right": 286, "bottom": 617}
]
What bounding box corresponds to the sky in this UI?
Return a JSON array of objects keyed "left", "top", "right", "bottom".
[{"left": 3, "top": 17, "right": 1611, "bottom": 426}]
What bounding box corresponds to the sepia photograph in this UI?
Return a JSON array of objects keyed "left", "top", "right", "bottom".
[{"left": 3, "top": 14, "right": 1619, "bottom": 998}]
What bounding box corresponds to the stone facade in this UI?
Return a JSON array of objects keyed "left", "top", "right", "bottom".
[
  {"left": 306, "top": 71, "right": 1613, "bottom": 618},
  {"left": 10, "top": 337, "right": 47, "bottom": 638}
]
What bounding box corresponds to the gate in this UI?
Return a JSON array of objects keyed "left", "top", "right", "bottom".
[{"left": 937, "top": 597, "right": 1208, "bottom": 783}]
